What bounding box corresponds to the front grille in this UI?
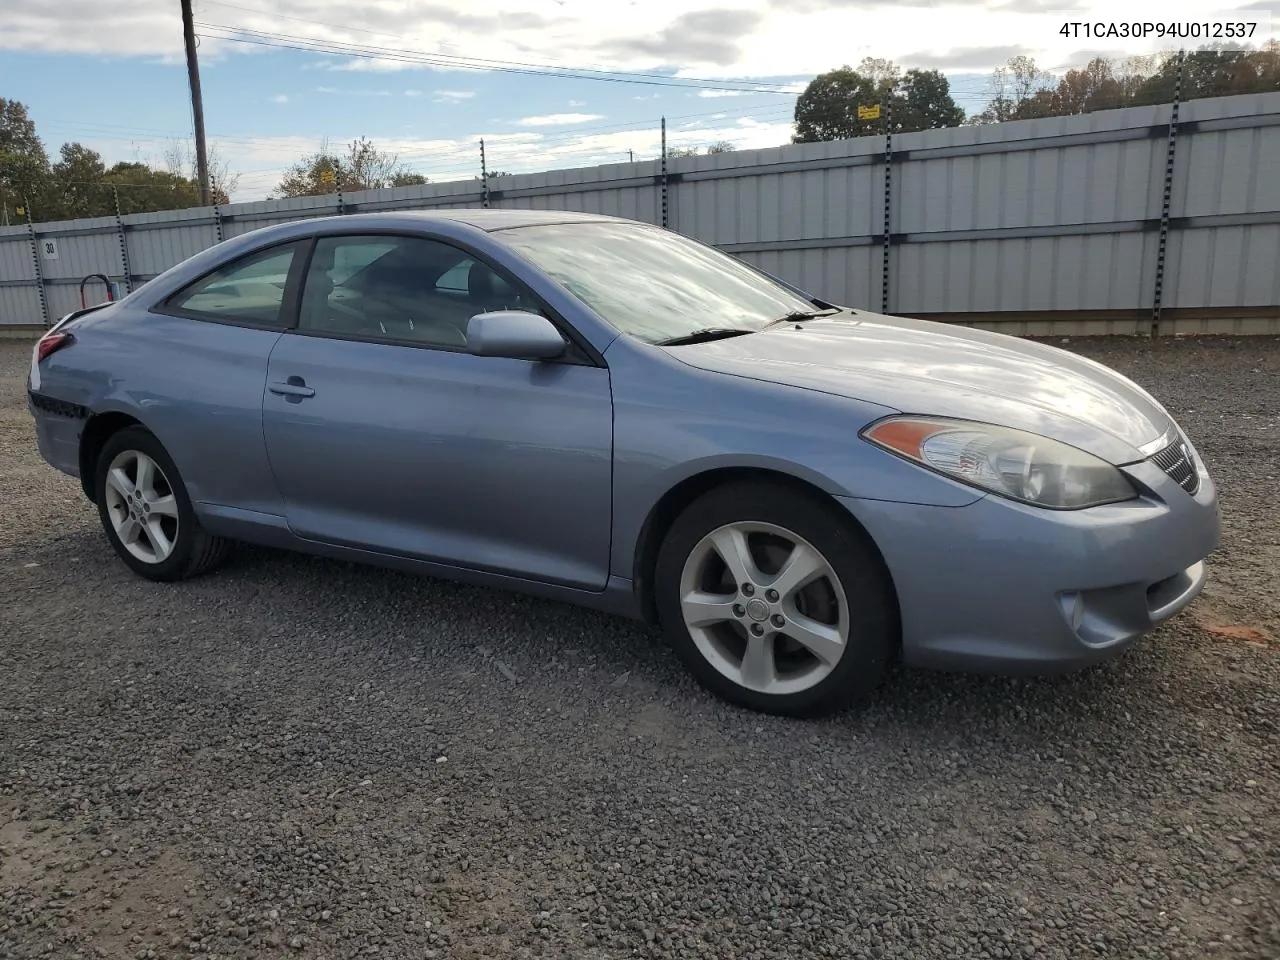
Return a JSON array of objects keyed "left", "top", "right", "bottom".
[{"left": 1150, "top": 437, "right": 1200, "bottom": 495}]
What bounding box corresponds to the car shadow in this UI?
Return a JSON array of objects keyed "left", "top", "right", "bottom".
[{"left": 36, "top": 531, "right": 1179, "bottom": 743}]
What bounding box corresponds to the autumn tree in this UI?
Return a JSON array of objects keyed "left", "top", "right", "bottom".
[
  {"left": 1131, "top": 42, "right": 1280, "bottom": 104},
  {"left": 968, "top": 42, "right": 1279, "bottom": 125},
  {"left": 275, "top": 137, "right": 427, "bottom": 197}
]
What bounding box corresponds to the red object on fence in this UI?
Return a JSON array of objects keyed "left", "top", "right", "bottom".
[{"left": 79, "top": 274, "right": 115, "bottom": 309}]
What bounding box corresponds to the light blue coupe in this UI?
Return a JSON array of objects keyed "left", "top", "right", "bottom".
[{"left": 28, "top": 210, "right": 1220, "bottom": 716}]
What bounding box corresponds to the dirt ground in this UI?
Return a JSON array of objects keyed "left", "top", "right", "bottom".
[{"left": 1, "top": 334, "right": 1277, "bottom": 960}]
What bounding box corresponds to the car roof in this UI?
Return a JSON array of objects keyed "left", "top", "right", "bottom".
[{"left": 295, "top": 208, "right": 632, "bottom": 233}]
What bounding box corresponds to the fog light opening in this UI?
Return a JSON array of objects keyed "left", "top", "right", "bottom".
[{"left": 1059, "top": 591, "right": 1085, "bottom": 632}]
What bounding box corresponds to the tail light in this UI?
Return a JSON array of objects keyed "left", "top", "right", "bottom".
[{"left": 37, "top": 331, "right": 75, "bottom": 362}]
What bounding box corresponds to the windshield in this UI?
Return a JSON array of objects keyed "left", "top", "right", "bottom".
[{"left": 496, "top": 221, "right": 819, "bottom": 344}]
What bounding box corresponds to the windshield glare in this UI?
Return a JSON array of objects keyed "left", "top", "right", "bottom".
[{"left": 496, "top": 221, "right": 818, "bottom": 343}]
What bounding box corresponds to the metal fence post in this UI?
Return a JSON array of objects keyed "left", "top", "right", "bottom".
[
  {"left": 213, "top": 203, "right": 224, "bottom": 244},
  {"left": 660, "top": 117, "right": 669, "bottom": 229},
  {"left": 112, "top": 186, "right": 133, "bottom": 295},
  {"left": 881, "top": 102, "right": 894, "bottom": 315},
  {"left": 480, "top": 139, "right": 490, "bottom": 209},
  {"left": 23, "top": 196, "right": 51, "bottom": 327},
  {"left": 1151, "top": 49, "right": 1185, "bottom": 338}
]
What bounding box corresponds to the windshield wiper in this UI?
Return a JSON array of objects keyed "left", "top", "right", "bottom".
[
  {"left": 762, "top": 307, "right": 843, "bottom": 328},
  {"left": 656, "top": 327, "right": 755, "bottom": 346}
]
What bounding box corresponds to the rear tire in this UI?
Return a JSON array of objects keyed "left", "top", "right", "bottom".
[
  {"left": 654, "top": 481, "right": 897, "bottom": 717},
  {"left": 93, "top": 426, "right": 231, "bottom": 582}
]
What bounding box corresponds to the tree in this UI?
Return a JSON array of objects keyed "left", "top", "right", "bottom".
[
  {"left": 163, "top": 139, "right": 240, "bottom": 204},
  {"left": 391, "top": 171, "right": 429, "bottom": 186},
  {"left": 666, "top": 146, "right": 700, "bottom": 158},
  {"left": 793, "top": 60, "right": 965, "bottom": 142},
  {"left": 705, "top": 140, "right": 735, "bottom": 154},
  {"left": 793, "top": 66, "right": 884, "bottom": 142},
  {"left": 102, "top": 162, "right": 204, "bottom": 215},
  {"left": 965, "top": 42, "right": 1280, "bottom": 125},
  {"left": 2, "top": 96, "right": 250, "bottom": 221},
  {"left": 968, "top": 55, "right": 1057, "bottom": 124},
  {"left": 896, "top": 69, "right": 966, "bottom": 131},
  {"left": 1132, "top": 42, "right": 1280, "bottom": 105},
  {"left": 274, "top": 137, "right": 427, "bottom": 198},
  {"left": 0, "top": 97, "right": 52, "bottom": 215},
  {"left": 1052, "top": 58, "right": 1127, "bottom": 115},
  {"left": 49, "top": 142, "right": 110, "bottom": 219}
]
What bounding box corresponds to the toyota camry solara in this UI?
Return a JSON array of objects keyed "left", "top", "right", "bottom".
[{"left": 27, "top": 209, "right": 1220, "bottom": 716}]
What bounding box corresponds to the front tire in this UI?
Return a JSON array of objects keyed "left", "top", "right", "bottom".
[
  {"left": 654, "top": 481, "right": 897, "bottom": 717},
  {"left": 94, "top": 426, "right": 230, "bottom": 582}
]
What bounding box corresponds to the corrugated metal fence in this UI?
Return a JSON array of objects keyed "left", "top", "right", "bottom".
[{"left": 2, "top": 90, "right": 1278, "bottom": 337}]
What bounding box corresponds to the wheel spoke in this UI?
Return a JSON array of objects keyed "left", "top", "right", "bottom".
[
  {"left": 767, "top": 542, "right": 826, "bottom": 602},
  {"left": 144, "top": 518, "right": 172, "bottom": 560},
  {"left": 681, "top": 590, "right": 739, "bottom": 628},
  {"left": 150, "top": 494, "right": 178, "bottom": 518},
  {"left": 107, "top": 467, "right": 134, "bottom": 499},
  {"left": 134, "top": 455, "right": 157, "bottom": 499},
  {"left": 709, "top": 526, "right": 761, "bottom": 587},
  {"left": 740, "top": 632, "right": 777, "bottom": 690},
  {"left": 782, "top": 613, "right": 845, "bottom": 667},
  {"left": 118, "top": 518, "right": 143, "bottom": 546}
]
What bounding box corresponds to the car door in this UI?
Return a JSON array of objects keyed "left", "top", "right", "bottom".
[
  {"left": 145, "top": 238, "right": 308, "bottom": 516},
  {"left": 260, "top": 232, "right": 614, "bottom": 592}
]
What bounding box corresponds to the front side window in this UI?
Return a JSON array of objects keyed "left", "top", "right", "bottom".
[
  {"left": 166, "top": 242, "right": 301, "bottom": 327},
  {"left": 495, "top": 221, "right": 817, "bottom": 344},
  {"left": 297, "top": 234, "right": 537, "bottom": 349}
]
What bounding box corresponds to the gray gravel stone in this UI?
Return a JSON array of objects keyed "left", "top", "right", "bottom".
[{"left": 1, "top": 336, "right": 1277, "bottom": 960}]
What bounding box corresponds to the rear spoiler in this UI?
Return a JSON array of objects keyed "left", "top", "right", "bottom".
[{"left": 46, "top": 300, "right": 113, "bottom": 333}]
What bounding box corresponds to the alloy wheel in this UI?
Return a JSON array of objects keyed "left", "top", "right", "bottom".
[
  {"left": 678, "top": 521, "right": 850, "bottom": 696},
  {"left": 102, "top": 449, "right": 180, "bottom": 564}
]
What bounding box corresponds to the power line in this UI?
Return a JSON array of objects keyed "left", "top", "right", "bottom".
[
  {"left": 202, "top": 0, "right": 804, "bottom": 92},
  {"left": 194, "top": 22, "right": 800, "bottom": 95}
]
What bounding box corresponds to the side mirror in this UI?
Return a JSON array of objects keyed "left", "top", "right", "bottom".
[{"left": 466, "top": 310, "right": 566, "bottom": 360}]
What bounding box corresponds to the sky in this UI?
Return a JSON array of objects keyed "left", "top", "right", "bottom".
[{"left": 1, "top": 0, "right": 1275, "bottom": 200}]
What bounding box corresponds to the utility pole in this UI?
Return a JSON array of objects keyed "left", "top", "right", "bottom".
[
  {"left": 181, "top": 0, "right": 212, "bottom": 205},
  {"left": 628, "top": 149, "right": 634, "bottom": 163}
]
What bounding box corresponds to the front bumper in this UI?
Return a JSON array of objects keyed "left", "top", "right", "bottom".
[{"left": 837, "top": 459, "right": 1221, "bottom": 675}]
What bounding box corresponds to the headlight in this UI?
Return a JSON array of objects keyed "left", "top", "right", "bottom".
[{"left": 861, "top": 416, "right": 1139, "bottom": 509}]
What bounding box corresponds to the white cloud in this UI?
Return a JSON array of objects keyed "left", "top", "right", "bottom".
[
  {"left": 271, "top": 94, "right": 290, "bottom": 104},
  {"left": 433, "top": 90, "right": 477, "bottom": 103},
  {"left": 568, "top": 99, "right": 586, "bottom": 107},
  {"left": 404, "top": 89, "right": 423, "bottom": 97},
  {"left": 0, "top": 0, "right": 1232, "bottom": 80},
  {"left": 697, "top": 89, "right": 745, "bottom": 98},
  {"left": 514, "top": 113, "right": 606, "bottom": 127}
]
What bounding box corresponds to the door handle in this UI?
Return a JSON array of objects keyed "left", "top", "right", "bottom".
[{"left": 268, "top": 378, "right": 315, "bottom": 399}]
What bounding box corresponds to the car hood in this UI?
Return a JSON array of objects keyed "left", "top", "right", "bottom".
[{"left": 669, "top": 310, "right": 1174, "bottom": 464}]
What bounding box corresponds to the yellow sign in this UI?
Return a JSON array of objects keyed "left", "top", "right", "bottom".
[
  {"left": 15, "top": 206, "right": 24, "bottom": 217},
  {"left": 319, "top": 168, "right": 336, "bottom": 185},
  {"left": 858, "top": 104, "right": 881, "bottom": 121}
]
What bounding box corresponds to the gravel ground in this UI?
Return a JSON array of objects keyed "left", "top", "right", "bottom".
[{"left": 1, "top": 334, "right": 1277, "bottom": 960}]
